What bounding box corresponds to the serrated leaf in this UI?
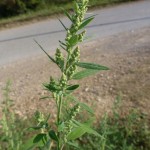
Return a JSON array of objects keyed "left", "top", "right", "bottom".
[
  {"left": 34, "top": 40, "right": 56, "bottom": 64},
  {"left": 79, "top": 17, "right": 94, "bottom": 30},
  {"left": 76, "top": 62, "right": 109, "bottom": 70},
  {"left": 66, "top": 84, "right": 79, "bottom": 91},
  {"left": 49, "top": 130, "right": 58, "bottom": 142},
  {"left": 72, "top": 69, "right": 99, "bottom": 80},
  {"left": 33, "top": 133, "right": 46, "bottom": 143},
  {"left": 79, "top": 103, "right": 94, "bottom": 115}
]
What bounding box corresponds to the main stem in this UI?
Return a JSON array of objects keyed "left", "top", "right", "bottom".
[{"left": 57, "top": 94, "right": 63, "bottom": 150}]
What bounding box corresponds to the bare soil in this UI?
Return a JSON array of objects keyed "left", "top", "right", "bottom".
[{"left": 0, "top": 26, "right": 150, "bottom": 121}]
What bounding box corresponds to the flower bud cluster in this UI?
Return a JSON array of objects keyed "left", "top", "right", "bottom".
[
  {"left": 34, "top": 111, "right": 49, "bottom": 134},
  {"left": 66, "top": 46, "right": 80, "bottom": 79},
  {"left": 64, "top": 104, "right": 81, "bottom": 142},
  {"left": 60, "top": 73, "right": 67, "bottom": 87},
  {"left": 66, "top": 29, "right": 71, "bottom": 42},
  {"left": 55, "top": 48, "right": 64, "bottom": 69},
  {"left": 49, "top": 77, "right": 57, "bottom": 98},
  {"left": 70, "top": 46, "right": 80, "bottom": 63},
  {"left": 67, "top": 65, "right": 77, "bottom": 79},
  {"left": 69, "top": 104, "right": 80, "bottom": 120},
  {"left": 35, "top": 111, "right": 45, "bottom": 124},
  {"left": 71, "top": 0, "right": 89, "bottom": 32},
  {"left": 78, "top": 30, "right": 86, "bottom": 42}
]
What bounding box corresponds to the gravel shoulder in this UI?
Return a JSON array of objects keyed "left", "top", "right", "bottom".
[{"left": 0, "top": 26, "right": 150, "bottom": 120}]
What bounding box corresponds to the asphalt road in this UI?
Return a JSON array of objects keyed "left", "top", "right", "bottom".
[{"left": 0, "top": 0, "right": 150, "bottom": 66}]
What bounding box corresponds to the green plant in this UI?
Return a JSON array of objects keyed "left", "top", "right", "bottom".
[
  {"left": 25, "top": 0, "right": 109, "bottom": 149},
  {"left": 77, "top": 97, "right": 150, "bottom": 150},
  {"left": 0, "top": 81, "right": 23, "bottom": 150}
]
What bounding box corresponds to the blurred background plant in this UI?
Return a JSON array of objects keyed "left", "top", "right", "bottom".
[
  {"left": 0, "top": 81, "right": 32, "bottom": 150},
  {"left": 70, "top": 97, "right": 150, "bottom": 150},
  {"left": 0, "top": 0, "right": 138, "bottom": 18},
  {"left": 0, "top": 81, "right": 23, "bottom": 150},
  {"left": 0, "top": 0, "right": 72, "bottom": 18}
]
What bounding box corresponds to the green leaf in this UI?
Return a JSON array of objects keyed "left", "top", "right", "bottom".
[
  {"left": 60, "top": 44, "right": 67, "bottom": 51},
  {"left": 66, "top": 84, "right": 79, "bottom": 91},
  {"left": 67, "top": 142, "right": 80, "bottom": 149},
  {"left": 41, "top": 139, "right": 51, "bottom": 150},
  {"left": 34, "top": 40, "right": 56, "bottom": 64},
  {"left": 43, "top": 83, "right": 60, "bottom": 92},
  {"left": 63, "top": 9, "right": 73, "bottom": 22},
  {"left": 22, "top": 135, "right": 43, "bottom": 150},
  {"left": 28, "top": 126, "right": 43, "bottom": 131},
  {"left": 58, "top": 18, "right": 68, "bottom": 31},
  {"left": 33, "top": 133, "right": 46, "bottom": 143},
  {"left": 58, "top": 122, "right": 65, "bottom": 132},
  {"left": 72, "top": 120, "right": 101, "bottom": 137},
  {"left": 69, "top": 35, "right": 78, "bottom": 46},
  {"left": 67, "top": 126, "right": 86, "bottom": 140},
  {"left": 40, "top": 96, "right": 52, "bottom": 100},
  {"left": 21, "top": 136, "right": 36, "bottom": 150},
  {"left": 72, "top": 69, "right": 99, "bottom": 80},
  {"left": 79, "top": 103, "right": 94, "bottom": 115},
  {"left": 84, "top": 14, "right": 97, "bottom": 21},
  {"left": 79, "top": 17, "right": 94, "bottom": 30},
  {"left": 59, "top": 40, "right": 67, "bottom": 46},
  {"left": 49, "top": 130, "right": 58, "bottom": 142},
  {"left": 76, "top": 62, "right": 109, "bottom": 70}
]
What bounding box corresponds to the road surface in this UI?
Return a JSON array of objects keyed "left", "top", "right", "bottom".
[{"left": 0, "top": 0, "right": 150, "bottom": 66}]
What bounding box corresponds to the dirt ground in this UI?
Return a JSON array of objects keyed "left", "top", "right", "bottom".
[{"left": 0, "top": 26, "right": 150, "bottom": 121}]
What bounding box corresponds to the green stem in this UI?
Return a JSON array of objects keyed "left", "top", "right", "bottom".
[{"left": 57, "top": 94, "right": 63, "bottom": 150}]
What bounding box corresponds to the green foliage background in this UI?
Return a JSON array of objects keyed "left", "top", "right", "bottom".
[
  {"left": 0, "top": 0, "right": 137, "bottom": 18},
  {"left": 0, "top": 0, "right": 72, "bottom": 17}
]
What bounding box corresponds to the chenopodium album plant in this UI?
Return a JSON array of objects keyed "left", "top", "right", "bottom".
[{"left": 26, "top": 0, "right": 109, "bottom": 149}]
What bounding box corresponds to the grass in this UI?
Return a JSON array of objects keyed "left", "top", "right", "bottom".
[{"left": 0, "top": 0, "right": 138, "bottom": 29}]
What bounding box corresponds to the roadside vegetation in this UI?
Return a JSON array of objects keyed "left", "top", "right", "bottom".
[
  {"left": 0, "top": 0, "right": 138, "bottom": 28},
  {"left": 1, "top": 82, "right": 150, "bottom": 149}
]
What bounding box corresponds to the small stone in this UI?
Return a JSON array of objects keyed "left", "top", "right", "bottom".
[
  {"left": 85, "top": 87, "right": 89, "bottom": 92},
  {"left": 97, "top": 97, "right": 102, "bottom": 102},
  {"left": 107, "top": 76, "right": 110, "bottom": 80},
  {"left": 100, "top": 74, "right": 104, "bottom": 77}
]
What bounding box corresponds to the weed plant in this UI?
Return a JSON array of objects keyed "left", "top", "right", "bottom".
[
  {"left": 24, "top": 0, "right": 109, "bottom": 149},
  {"left": 76, "top": 97, "right": 150, "bottom": 150},
  {"left": 0, "top": 0, "right": 149, "bottom": 150},
  {"left": 0, "top": 81, "right": 23, "bottom": 150}
]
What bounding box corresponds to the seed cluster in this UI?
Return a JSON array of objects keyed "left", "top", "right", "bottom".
[{"left": 64, "top": 104, "right": 81, "bottom": 142}]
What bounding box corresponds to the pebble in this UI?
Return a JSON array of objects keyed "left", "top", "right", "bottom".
[
  {"left": 85, "top": 87, "right": 89, "bottom": 92},
  {"left": 97, "top": 97, "right": 102, "bottom": 102}
]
